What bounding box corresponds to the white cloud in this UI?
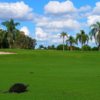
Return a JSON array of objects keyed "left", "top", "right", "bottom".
[
  {"left": 35, "top": 27, "right": 48, "bottom": 41},
  {"left": 87, "top": 15, "right": 100, "bottom": 25},
  {"left": 35, "top": 27, "right": 69, "bottom": 45},
  {"left": 20, "top": 26, "right": 30, "bottom": 35},
  {"left": 34, "top": 0, "right": 83, "bottom": 44},
  {"left": 88, "top": 38, "right": 96, "bottom": 47},
  {"left": 0, "top": 1, "right": 33, "bottom": 20},
  {"left": 44, "top": 0, "right": 76, "bottom": 14},
  {"left": 35, "top": 27, "right": 60, "bottom": 43},
  {"left": 93, "top": 2, "right": 100, "bottom": 14},
  {"left": 87, "top": 2, "right": 100, "bottom": 26},
  {"left": 79, "top": 5, "right": 91, "bottom": 12},
  {"left": 1, "top": 0, "right": 98, "bottom": 47},
  {"left": 50, "top": 34, "right": 62, "bottom": 44},
  {"left": 36, "top": 16, "right": 81, "bottom": 32}
]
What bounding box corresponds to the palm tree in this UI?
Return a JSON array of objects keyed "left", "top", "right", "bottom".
[
  {"left": 89, "top": 22, "right": 100, "bottom": 50},
  {"left": 66, "top": 36, "right": 76, "bottom": 51},
  {"left": 76, "top": 30, "right": 89, "bottom": 48},
  {"left": 60, "top": 32, "right": 68, "bottom": 51},
  {"left": 2, "top": 19, "right": 20, "bottom": 48}
]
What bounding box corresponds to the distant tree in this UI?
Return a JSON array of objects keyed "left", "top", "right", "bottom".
[
  {"left": 2, "top": 19, "right": 20, "bottom": 48},
  {"left": 26, "top": 36, "right": 36, "bottom": 49},
  {"left": 14, "top": 31, "right": 36, "bottom": 49},
  {"left": 89, "top": 22, "right": 100, "bottom": 50},
  {"left": 56, "top": 44, "right": 67, "bottom": 50},
  {"left": 39, "top": 45, "right": 44, "bottom": 49},
  {"left": 13, "top": 31, "right": 25, "bottom": 48},
  {"left": 66, "top": 36, "right": 76, "bottom": 50},
  {"left": 47, "top": 45, "right": 55, "bottom": 50},
  {"left": 1, "top": 19, "right": 36, "bottom": 49},
  {"left": 82, "top": 45, "right": 91, "bottom": 51},
  {"left": 0, "top": 29, "right": 9, "bottom": 48},
  {"left": 76, "top": 30, "right": 89, "bottom": 48},
  {"left": 30, "top": 38, "right": 36, "bottom": 49},
  {"left": 92, "top": 47, "right": 98, "bottom": 51},
  {"left": 0, "top": 29, "right": 5, "bottom": 48},
  {"left": 60, "top": 32, "right": 68, "bottom": 51}
]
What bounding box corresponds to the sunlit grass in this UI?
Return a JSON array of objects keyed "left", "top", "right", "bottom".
[{"left": 0, "top": 49, "right": 100, "bottom": 100}]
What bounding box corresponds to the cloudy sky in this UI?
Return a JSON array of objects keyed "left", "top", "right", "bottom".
[{"left": 0, "top": 0, "right": 100, "bottom": 47}]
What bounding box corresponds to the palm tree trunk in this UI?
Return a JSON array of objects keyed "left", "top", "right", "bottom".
[
  {"left": 63, "top": 37, "right": 64, "bottom": 51},
  {"left": 81, "top": 43, "right": 84, "bottom": 50},
  {"left": 9, "top": 43, "right": 11, "bottom": 48},
  {"left": 70, "top": 44, "right": 73, "bottom": 51}
]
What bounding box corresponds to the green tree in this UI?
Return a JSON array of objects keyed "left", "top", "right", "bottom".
[
  {"left": 48, "top": 45, "right": 55, "bottom": 50},
  {"left": 56, "top": 44, "right": 67, "bottom": 50},
  {"left": 76, "top": 30, "right": 89, "bottom": 48},
  {"left": 66, "top": 36, "right": 76, "bottom": 50},
  {"left": 60, "top": 32, "right": 68, "bottom": 51},
  {"left": 14, "top": 31, "right": 36, "bottom": 49},
  {"left": 2, "top": 19, "right": 20, "bottom": 48},
  {"left": 26, "top": 36, "right": 36, "bottom": 49},
  {"left": 89, "top": 22, "right": 100, "bottom": 50},
  {"left": 0, "top": 29, "right": 9, "bottom": 48},
  {"left": 0, "top": 29, "right": 4, "bottom": 48}
]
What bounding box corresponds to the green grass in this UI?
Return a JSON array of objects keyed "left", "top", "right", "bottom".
[{"left": 0, "top": 49, "right": 100, "bottom": 100}]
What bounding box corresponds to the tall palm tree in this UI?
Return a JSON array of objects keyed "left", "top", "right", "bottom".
[
  {"left": 89, "top": 22, "right": 100, "bottom": 50},
  {"left": 60, "top": 32, "right": 68, "bottom": 51},
  {"left": 76, "top": 30, "right": 89, "bottom": 48},
  {"left": 66, "top": 36, "right": 76, "bottom": 51},
  {"left": 2, "top": 19, "right": 20, "bottom": 48}
]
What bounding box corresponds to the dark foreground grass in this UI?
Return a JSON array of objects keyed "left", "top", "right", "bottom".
[{"left": 0, "top": 49, "right": 100, "bottom": 100}]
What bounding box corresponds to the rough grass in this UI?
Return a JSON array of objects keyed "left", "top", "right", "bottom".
[{"left": 0, "top": 49, "right": 100, "bottom": 100}]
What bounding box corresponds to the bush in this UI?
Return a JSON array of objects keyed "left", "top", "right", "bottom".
[
  {"left": 67, "top": 46, "right": 80, "bottom": 51},
  {"left": 92, "top": 47, "right": 98, "bottom": 51},
  {"left": 73, "top": 46, "right": 80, "bottom": 50},
  {"left": 47, "top": 45, "right": 56, "bottom": 50},
  {"left": 82, "top": 45, "right": 91, "bottom": 51},
  {"left": 56, "top": 44, "right": 67, "bottom": 50}
]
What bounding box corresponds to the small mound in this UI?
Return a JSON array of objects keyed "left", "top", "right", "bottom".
[{"left": 9, "top": 83, "right": 28, "bottom": 93}]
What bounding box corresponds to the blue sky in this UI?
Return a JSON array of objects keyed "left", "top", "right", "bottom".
[{"left": 0, "top": 0, "right": 100, "bottom": 47}]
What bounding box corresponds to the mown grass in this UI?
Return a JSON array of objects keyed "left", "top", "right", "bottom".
[{"left": 0, "top": 49, "right": 100, "bottom": 100}]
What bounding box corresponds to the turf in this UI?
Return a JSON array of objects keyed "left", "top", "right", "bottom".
[{"left": 0, "top": 49, "right": 100, "bottom": 100}]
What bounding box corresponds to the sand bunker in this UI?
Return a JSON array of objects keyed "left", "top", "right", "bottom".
[{"left": 0, "top": 51, "right": 16, "bottom": 55}]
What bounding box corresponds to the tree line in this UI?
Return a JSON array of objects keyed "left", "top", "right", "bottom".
[
  {"left": 0, "top": 19, "right": 36, "bottom": 49},
  {"left": 60, "top": 22, "right": 100, "bottom": 51},
  {"left": 39, "top": 22, "right": 100, "bottom": 51},
  {"left": 0, "top": 19, "right": 100, "bottom": 51}
]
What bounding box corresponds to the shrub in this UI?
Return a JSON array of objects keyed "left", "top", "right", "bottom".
[
  {"left": 67, "top": 46, "right": 80, "bottom": 51},
  {"left": 56, "top": 44, "right": 67, "bottom": 50},
  {"left": 47, "top": 45, "right": 56, "bottom": 50},
  {"left": 92, "top": 47, "right": 98, "bottom": 51},
  {"left": 82, "top": 45, "right": 91, "bottom": 51}
]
